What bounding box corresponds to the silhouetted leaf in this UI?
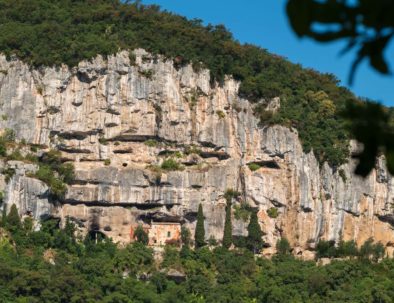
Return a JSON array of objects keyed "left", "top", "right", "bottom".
[{"left": 286, "top": 0, "right": 313, "bottom": 37}]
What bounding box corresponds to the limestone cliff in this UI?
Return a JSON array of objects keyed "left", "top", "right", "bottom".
[{"left": 1, "top": 49, "right": 393, "bottom": 258}]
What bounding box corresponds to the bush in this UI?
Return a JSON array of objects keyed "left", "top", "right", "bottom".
[
  {"left": 3, "top": 129, "right": 15, "bottom": 142},
  {"left": 233, "top": 204, "right": 252, "bottom": 221},
  {"left": 104, "top": 159, "right": 111, "bottom": 166},
  {"left": 31, "top": 151, "right": 74, "bottom": 199},
  {"left": 98, "top": 137, "right": 108, "bottom": 145},
  {"left": 144, "top": 139, "right": 158, "bottom": 147},
  {"left": 161, "top": 158, "right": 182, "bottom": 171},
  {"left": 216, "top": 110, "right": 225, "bottom": 119},
  {"left": 138, "top": 69, "right": 154, "bottom": 79},
  {"left": 247, "top": 163, "right": 261, "bottom": 171},
  {"left": 267, "top": 207, "right": 279, "bottom": 218},
  {"left": 224, "top": 189, "right": 240, "bottom": 202}
]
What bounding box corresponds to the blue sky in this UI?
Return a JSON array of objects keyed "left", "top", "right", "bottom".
[{"left": 141, "top": 0, "right": 393, "bottom": 106}]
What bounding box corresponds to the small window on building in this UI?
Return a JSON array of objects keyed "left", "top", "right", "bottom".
[
  {"left": 167, "top": 231, "right": 171, "bottom": 238},
  {"left": 154, "top": 239, "right": 157, "bottom": 244}
]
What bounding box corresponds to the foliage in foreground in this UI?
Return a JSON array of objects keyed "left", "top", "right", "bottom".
[
  {"left": 0, "top": 0, "right": 358, "bottom": 166},
  {"left": 0, "top": 205, "right": 393, "bottom": 303}
]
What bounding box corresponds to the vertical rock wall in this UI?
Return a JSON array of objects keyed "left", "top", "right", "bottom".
[{"left": 0, "top": 50, "right": 393, "bottom": 257}]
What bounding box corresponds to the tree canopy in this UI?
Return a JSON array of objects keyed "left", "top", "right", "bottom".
[
  {"left": 0, "top": 0, "right": 372, "bottom": 167},
  {"left": 0, "top": 204, "right": 393, "bottom": 303}
]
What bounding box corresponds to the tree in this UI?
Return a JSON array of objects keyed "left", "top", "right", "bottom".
[
  {"left": 247, "top": 211, "right": 263, "bottom": 254},
  {"left": 222, "top": 199, "right": 232, "bottom": 249},
  {"left": 134, "top": 225, "right": 149, "bottom": 245},
  {"left": 276, "top": 237, "right": 291, "bottom": 255},
  {"left": 194, "top": 204, "right": 205, "bottom": 249},
  {"left": 6, "top": 204, "right": 21, "bottom": 232},
  {"left": 181, "top": 226, "right": 191, "bottom": 247}
]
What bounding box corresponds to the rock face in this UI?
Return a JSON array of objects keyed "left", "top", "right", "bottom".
[{"left": 0, "top": 49, "right": 393, "bottom": 257}]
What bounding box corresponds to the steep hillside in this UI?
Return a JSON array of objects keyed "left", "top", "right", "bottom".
[{"left": 0, "top": 0, "right": 353, "bottom": 166}]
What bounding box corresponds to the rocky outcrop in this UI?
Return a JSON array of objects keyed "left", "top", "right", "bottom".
[{"left": 1, "top": 49, "right": 393, "bottom": 258}]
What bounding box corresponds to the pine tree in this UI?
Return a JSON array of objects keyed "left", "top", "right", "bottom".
[
  {"left": 222, "top": 200, "right": 232, "bottom": 249},
  {"left": 6, "top": 204, "right": 21, "bottom": 232},
  {"left": 194, "top": 204, "right": 205, "bottom": 249},
  {"left": 247, "top": 211, "right": 263, "bottom": 254},
  {"left": 181, "top": 226, "right": 191, "bottom": 247}
]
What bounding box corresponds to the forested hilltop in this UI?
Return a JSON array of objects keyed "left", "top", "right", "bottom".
[{"left": 0, "top": 0, "right": 358, "bottom": 166}]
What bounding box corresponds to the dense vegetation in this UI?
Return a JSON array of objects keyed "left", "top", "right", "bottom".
[
  {"left": 0, "top": 0, "right": 356, "bottom": 166},
  {"left": 0, "top": 205, "right": 393, "bottom": 303},
  {"left": 0, "top": 132, "right": 74, "bottom": 199}
]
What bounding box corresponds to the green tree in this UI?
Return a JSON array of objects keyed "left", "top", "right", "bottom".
[
  {"left": 134, "top": 225, "right": 149, "bottom": 245},
  {"left": 181, "top": 226, "right": 191, "bottom": 247},
  {"left": 276, "top": 237, "right": 291, "bottom": 255},
  {"left": 6, "top": 204, "right": 21, "bottom": 232},
  {"left": 222, "top": 199, "right": 232, "bottom": 249},
  {"left": 194, "top": 204, "right": 205, "bottom": 249},
  {"left": 247, "top": 211, "right": 263, "bottom": 254}
]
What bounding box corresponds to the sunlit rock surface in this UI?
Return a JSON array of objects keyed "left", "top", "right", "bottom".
[{"left": 1, "top": 50, "right": 393, "bottom": 258}]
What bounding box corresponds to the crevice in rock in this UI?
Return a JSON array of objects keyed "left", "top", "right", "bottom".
[
  {"left": 377, "top": 214, "right": 394, "bottom": 227},
  {"left": 301, "top": 205, "right": 313, "bottom": 212},
  {"left": 138, "top": 212, "right": 183, "bottom": 223},
  {"left": 56, "top": 130, "right": 102, "bottom": 140},
  {"left": 199, "top": 151, "right": 230, "bottom": 160},
  {"left": 105, "top": 122, "right": 119, "bottom": 127},
  {"left": 113, "top": 148, "right": 133, "bottom": 154},
  {"left": 249, "top": 160, "right": 280, "bottom": 169},
  {"left": 183, "top": 211, "right": 198, "bottom": 222},
  {"left": 106, "top": 108, "right": 121, "bottom": 115},
  {"left": 58, "top": 145, "right": 92, "bottom": 154},
  {"left": 199, "top": 141, "right": 217, "bottom": 148},
  {"left": 62, "top": 200, "right": 177, "bottom": 209},
  {"left": 269, "top": 198, "right": 286, "bottom": 208},
  {"left": 110, "top": 134, "right": 157, "bottom": 142},
  {"left": 338, "top": 207, "right": 360, "bottom": 217}
]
